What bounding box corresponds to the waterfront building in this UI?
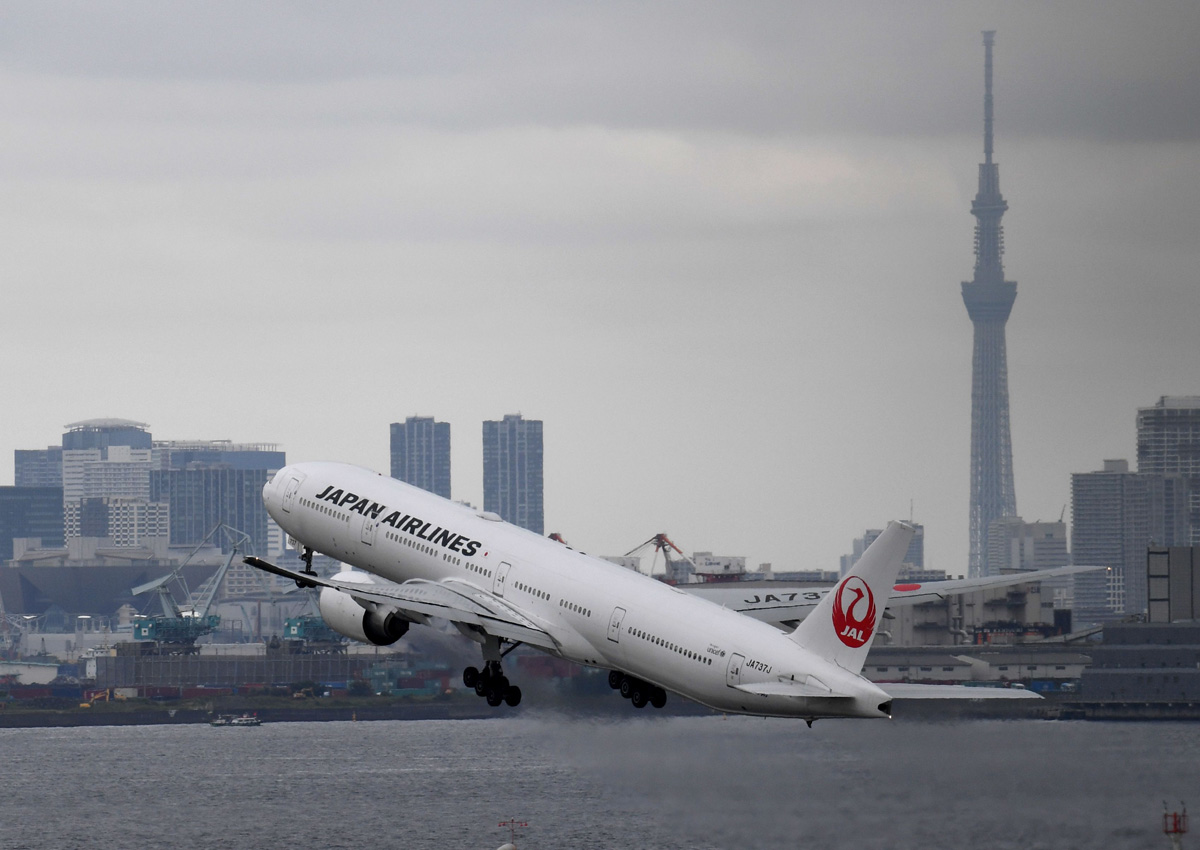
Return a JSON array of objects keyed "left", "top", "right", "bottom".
[
  {"left": 1137, "top": 395, "right": 1200, "bottom": 544},
  {"left": 390, "top": 417, "right": 451, "bottom": 499},
  {"left": 14, "top": 447, "right": 62, "bottom": 487},
  {"left": 0, "top": 486, "right": 64, "bottom": 562},
  {"left": 1147, "top": 545, "right": 1200, "bottom": 623},
  {"left": 482, "top": 414, "right": 543, "bottom": 535},
  {"left": 962, "top": 32, "right": 1019, "bottom": 578},
  {"left": 1071, "top": 459, "right": 1189, "bottom": 625},
  {"left": 1080, "top": 622, "right": 1200, "bottom": 702}
]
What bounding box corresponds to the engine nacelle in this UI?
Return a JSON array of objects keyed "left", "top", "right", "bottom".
[{"left": 318, "top": 584, "right": 410, "bottom": 647}]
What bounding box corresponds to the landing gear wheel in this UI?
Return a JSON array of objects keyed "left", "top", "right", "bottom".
[
  {"left": 493, "top": 675, "right": 509, "bottom": 694},
  {"left": 608, "top": 670, "right": 624, "bottom": 690},
  {"left": 650, "top": 688, "right": 667, "bottom": 709},
  {"left": 486, "top": 688, "right": 505, "bottom": 707},
  {"left": 619, "top": 678, "right": 634, "bottom": 699},
  {"left": 631, "top": 688, "right": 648, "bottom": 709},
  {"left": 463, "top": 666, "right": 480, "bottom": 688},
  {"left": 474, "top": 681, "right": 488, "bottom": 697},
  {"left": 504, "top": 686, "right": 522, "bottom": 707}
]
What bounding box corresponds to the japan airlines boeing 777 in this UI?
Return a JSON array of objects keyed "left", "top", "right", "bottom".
[{"left": 247, "top": 462, "right": 1036, "bottom": 722}]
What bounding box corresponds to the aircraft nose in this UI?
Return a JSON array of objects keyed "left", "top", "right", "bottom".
[{"left": 264, "top": 466, "right": 288, "bottom": 506}]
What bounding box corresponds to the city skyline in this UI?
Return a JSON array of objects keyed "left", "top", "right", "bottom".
[{"left": 1, "top": 3, "right": 1197, "bottom": 575}]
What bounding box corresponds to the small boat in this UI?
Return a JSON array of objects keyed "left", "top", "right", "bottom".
[{"left": 210, "top": 713, "right": 262, "bottom": 727}]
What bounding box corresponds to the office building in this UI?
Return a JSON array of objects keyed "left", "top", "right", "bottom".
[
  {"left": 149, "top": 467, "right": 274, "bottom": 557},
  {"left": 154, "top": 440, "right": 285, "bottom": 473},
  {"left": 61, "top": 420, "right": 157, "bottom": 543},
  {"left": 985, "top": 517, "right": 1069, "bottom": 575},
  {"left": 390, "top": 417, "right": 451, "bottom": 499},
  {"left": 483, "top": 414, "right": 543, "bottom": 535},
  {"left": 14, "top": 447, "right": 62, "bottom": 487},
  {"left": 0, "top": 486, "right": 64, "bottom": 562},
  {"left": 1138, "top": 395, "right": 1200, "bottom": 544},
  {"left": 962, "top": 32, "right": 1019, "bottom": 577},
  {"left": 1071, "top": 460, "right": 1189, "bottom": 625}
]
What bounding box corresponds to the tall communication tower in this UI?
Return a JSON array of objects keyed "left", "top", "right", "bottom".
[{"left": 962, "top": 30, "right": 1018, "bottom": 577}]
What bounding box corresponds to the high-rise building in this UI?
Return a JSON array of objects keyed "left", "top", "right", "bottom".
[
  {"left": 985, "top": 517, "right": 1069, "bottom": 575},
  {"left": 0, "top": 486, "right": 64, "bottom": 561},
  {"left": 60, "top": 420, "right": 158, "bottom": 543},
  {"left": 390, "top": 417, "right": 451, "bottom": 499},
  {"left": 1071, "top": 459, "right": 1190, "bottom": 625},
  {"left": 962, "top": 31, "right": 1019, "bottom": 578},
  {"left": 149, "top": 440, "right": 286, "bottom": 557},
  {"left": 14, "top": 447, "right": 63, "bottom": 487},
  {"left": 150, "top": 467, "right": 274, "bottom": 556},
  {"left": 154, "top": 440, "right": 285, "bottom": 473},
  {"left": 483, "top": 414, "right": 543, "bottom": 535},
  {"left": 1138, "top": 396, "right": 1200, "bottom": 544}
]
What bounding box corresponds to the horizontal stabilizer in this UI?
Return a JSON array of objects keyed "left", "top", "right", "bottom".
[
  {"left": 881, "top": 683, "right": 1042, "bottom": 700},
  {"left": 734, "top": 679, "right": 852, "bottom": 699}
]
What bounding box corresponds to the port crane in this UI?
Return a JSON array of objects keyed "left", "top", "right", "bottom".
[
  {"left": 129, "top": 524, "right": 252, "bottom": 654},
  {"left": 624, "top": 533, "right": 698, "bottom": 583}
]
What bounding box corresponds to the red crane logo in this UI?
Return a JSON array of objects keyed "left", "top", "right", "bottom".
[{"left": 831, "top": 576, "right": 876, "bottom": 648}]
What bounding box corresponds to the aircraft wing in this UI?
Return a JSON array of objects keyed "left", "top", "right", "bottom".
[
  {"left": 888, "top": 565, "right": 1105, "bottom": 605},
  {"left": 244, "top": 557, "right": 557, "bottom": 650},
  {"left": 880, "top": 683, "right": 1042, "bottom": 700},
  {"left": 681, "top": 564, "right": 1104, "bottom": 629}
]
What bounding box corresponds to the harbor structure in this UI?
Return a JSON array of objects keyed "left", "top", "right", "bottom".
[
  {"left": 389, "top": 416, "right": 452, "bottom": 499},
  {"left": 963, "top": 31, "right": 1019, "bottom": 577},
  {"left": 483, "top": 414, "right": 544, "bottom": 535}
]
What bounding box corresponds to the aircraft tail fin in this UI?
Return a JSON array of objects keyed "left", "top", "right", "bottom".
[{"left": 787, "top": 520, "right": 914, "bottom": 673}]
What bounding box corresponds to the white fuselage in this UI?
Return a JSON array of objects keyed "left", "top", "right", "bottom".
[{"left": 264, "top": 462, "right": 891, "bottom": 719}]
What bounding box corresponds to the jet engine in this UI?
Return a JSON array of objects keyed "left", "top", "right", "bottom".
[{"left": 317, "top": 573, "right": 410, "bottom": 646}]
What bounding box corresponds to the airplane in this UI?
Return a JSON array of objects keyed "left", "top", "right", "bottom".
[
  {"left": 246, "top": 461, "right": 1039, "bottom": 723},
  {"left": 681, "top": 564, "right": 1101, "bottom": 629}
]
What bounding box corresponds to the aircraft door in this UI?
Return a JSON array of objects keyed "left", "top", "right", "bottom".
[
  {"left": 360, "top": 516, "right": 377, "bottom": 547},
  {"left": 493, "top": 561, "right": 512, "bottom": 597},
  {"left": 607, "top": 607, "right": 626, "bottom": 643},
  {"left": 281, "top": 477, "right": 301, "bottom": 514},
  {"left": 726, "top": 653, "right": 745, "bottom": 688}
]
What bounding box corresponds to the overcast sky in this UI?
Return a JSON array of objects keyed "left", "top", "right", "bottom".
[{"left": 2, "top": 1, "right": 1197, "bottom": 575}]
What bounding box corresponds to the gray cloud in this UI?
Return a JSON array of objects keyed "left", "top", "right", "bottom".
[{"left": 1, "top": 0, "right": 1197, "bottom": 572}]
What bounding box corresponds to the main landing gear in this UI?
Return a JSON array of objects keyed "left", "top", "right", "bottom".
[
  {"left": 463, "top": 662, "right": 522, "bottom": 708},
  {"left": 608, "top": 670, "right": 667, "bottom": 710}
]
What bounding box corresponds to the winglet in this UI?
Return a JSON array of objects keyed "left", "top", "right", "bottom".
[{"left": 787, "top": 521, "right": 914, "bottom": 672}]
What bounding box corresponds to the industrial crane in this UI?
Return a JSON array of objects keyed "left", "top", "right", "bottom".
[
  {"left": 129, "top": 524, "right": 252, "bottom": 654},
  {"left": 623, "top": 533, "right": 698, "bottom": 584}
]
